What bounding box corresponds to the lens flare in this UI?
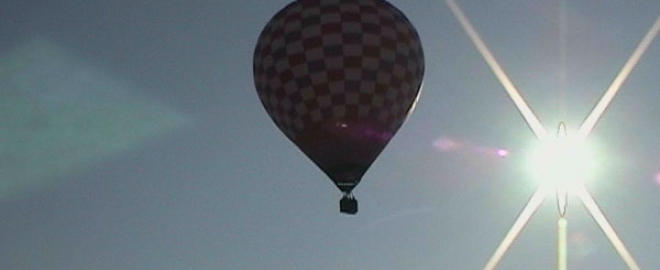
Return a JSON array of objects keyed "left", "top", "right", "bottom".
[
  {"left": 483, "top": 187, "right": 547, "bottom": 270},
  {"left": 496, "top": 149, "right": 509, "bottom": 157},
  {"left": 577, "top": 187, "right": 641, "bottom": 270},
  {"left": 528, "top": 124, "right": 597, "bottom": 197},
  {"left": 445, "top": 1, "right": 654, "bottom": 269},
  {"left": 577, "top": 16, "right": 660, "bottom": 142},
  {"left": 432, "top": 136, "right": 509, "bottom": 158},
  {"left": 444, "top": 0, "right": 548, "bottom": 140}
]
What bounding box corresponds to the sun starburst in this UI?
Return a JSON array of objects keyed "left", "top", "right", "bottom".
[{"left": 445, "top": 0, "right": 659, "bottom": 269}]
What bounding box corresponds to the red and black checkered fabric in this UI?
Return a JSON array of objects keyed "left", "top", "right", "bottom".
[{"left": 253, "top": 0, "right": 425, "bottom": 140}]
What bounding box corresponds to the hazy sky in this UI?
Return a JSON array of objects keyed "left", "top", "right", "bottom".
[{"left": 1, "top": 0, "right": 659, "bottom": 269}]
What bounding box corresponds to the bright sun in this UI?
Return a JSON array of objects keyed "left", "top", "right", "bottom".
[{"left": 527, "top": 123, "right": 597, "bottom": 194}]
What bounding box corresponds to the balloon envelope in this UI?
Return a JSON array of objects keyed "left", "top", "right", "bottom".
[{"left": 253, "top": 0, "right": 424, "bottom": 196}]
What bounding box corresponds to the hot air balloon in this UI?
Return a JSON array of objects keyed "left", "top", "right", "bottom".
[{"left": 253, "top": 0, "right": 424, "bottom": 214}]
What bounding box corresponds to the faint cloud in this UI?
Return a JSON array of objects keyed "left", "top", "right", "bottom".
[
  {"left": 570, "top": 231, "right": 595, "bottom": 259},
  {"left": 361, "top": 206, "right": 436, "bottom": 232},
  {"left": 432, "top": 136, "right": 459, "bottom": 152}
]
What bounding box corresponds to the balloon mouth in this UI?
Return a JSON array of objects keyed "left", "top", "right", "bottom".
[
  {"left": 326, "top": 163, "right": 366, "bottom": 193},
  {"left": 330, "top": 163, "right": 362, "bottom": 215},
  {"left": 329, "top": 163, "right": 362, "bottom": 215}
]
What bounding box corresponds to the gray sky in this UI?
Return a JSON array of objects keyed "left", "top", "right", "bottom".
[{"left": 1, "top": 0, "right": 659, "bottom": 269}]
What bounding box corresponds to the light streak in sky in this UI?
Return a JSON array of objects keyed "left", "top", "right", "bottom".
[
  {"left": 577, "top": 16, "right": 660, "bottom": 142},
  {"left": 577, "top": 187, "right": 641, "bottom": 270},
  {"left": 558, "top": 217, "right": 567, "bottom": 270},
  {"left": 444, "top": 0, "right": 548, "bottom": 141},
  {"left": 444, "top": 1, "right": 656, "bottom": 269},
  {"left": 483, "top": 187, "right": 548, "bottom": 270}
]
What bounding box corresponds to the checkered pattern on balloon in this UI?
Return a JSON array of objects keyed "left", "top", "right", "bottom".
[{"left": 254, "top": 0, "right": 425, "bottom": 214}]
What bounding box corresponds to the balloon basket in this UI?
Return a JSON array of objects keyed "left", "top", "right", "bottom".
[{"left": 340, "top": 194, "right": 358, "bottom": 215}]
